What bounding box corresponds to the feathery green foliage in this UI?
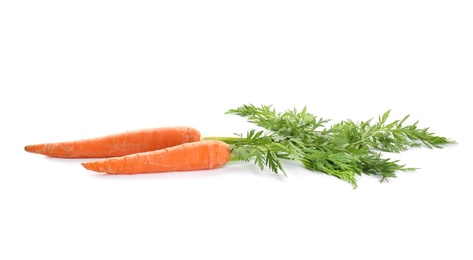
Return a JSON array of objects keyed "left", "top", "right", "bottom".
[{"left": 205, "top": 104, "right": 455, "bottom": 188}]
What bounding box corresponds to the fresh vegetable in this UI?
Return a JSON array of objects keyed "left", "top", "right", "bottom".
[
  {"left": 81, "top": 140, "right": 230, "bottom": 174},
  {"left": 27, "top": 104, "right": 454, "bottom": 188},
  {"left": 203, "top": 104, "right": 455, "bottom": 188},
  {"left": 25, "top": 126, "right": 201, "bottom": 158}
]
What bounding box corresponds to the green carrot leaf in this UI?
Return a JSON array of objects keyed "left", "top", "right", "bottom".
[{"left": 210, "top": 104, "right": 455, "bottom": 187}]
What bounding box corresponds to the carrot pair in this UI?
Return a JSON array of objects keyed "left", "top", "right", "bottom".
[{"left": 25, "top": 126, "right": 231, "bottom": 174}]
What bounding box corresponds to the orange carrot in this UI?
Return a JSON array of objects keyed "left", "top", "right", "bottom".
[
  {"left": 81, "top": 140, "right": 231, "bottom": 174},
  {"left": 25, "top": 126, "right": 201, "bottom": 158}
]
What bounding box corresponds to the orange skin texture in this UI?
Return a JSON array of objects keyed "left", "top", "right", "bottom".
[
  {"left": 24, "top": 126, "right": 201, "bottom": 158},
  {"left": 81, "top": 140, "right": 231, "bottom": 174}
]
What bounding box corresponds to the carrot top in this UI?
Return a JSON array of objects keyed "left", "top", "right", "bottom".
[{"left": 204, "top": 104, "right": 455, "bottom": 188}]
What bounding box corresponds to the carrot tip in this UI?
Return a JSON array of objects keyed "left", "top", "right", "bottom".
[{"left": 82, "top": 162, "right": 100, "bottom": 173}]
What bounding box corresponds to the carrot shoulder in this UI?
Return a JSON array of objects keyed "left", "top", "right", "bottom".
[
  {"left": 81, "top": 140, "right": 231, "bottom": 174},
  {"left": 24, "top": 126, "right": 201, "bottom": 158}
]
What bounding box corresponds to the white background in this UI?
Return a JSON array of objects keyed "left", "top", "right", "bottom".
[{"left": 1, "top": 1, "right": 472, "bottom": 259}]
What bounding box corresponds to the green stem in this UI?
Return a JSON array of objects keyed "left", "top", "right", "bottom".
[
  {"left": 351, "top": 130, "right": 380, "bottom": 147},
  {"left": 202, "top": 136, "right": 241, "bottom": 144}
]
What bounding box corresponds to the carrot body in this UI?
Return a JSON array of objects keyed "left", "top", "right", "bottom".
[
  {"left": 25, "top": 126, "right": 201, "bottom": 158},
  {"left": 81, "top": 140, "right": 231, "bottom": 174}
]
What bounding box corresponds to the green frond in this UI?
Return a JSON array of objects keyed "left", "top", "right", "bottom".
[{"left": 218, "top": 104, "right": 455, "bottom": 187}]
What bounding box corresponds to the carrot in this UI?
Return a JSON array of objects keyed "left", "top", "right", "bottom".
[
  {"left": 25, "top": 126, "right": 201, "bottom": 158},
  {"left": 81, "top": 140, "right": 231, "bottom": 174}
]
